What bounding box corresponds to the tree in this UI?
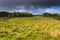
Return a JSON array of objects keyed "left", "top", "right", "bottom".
[
  {"left": 43, "top": 13, "right": 52, "bottom": 17},
  {"left": 13, "top": 12, "right": 33, "bottom": 17}
]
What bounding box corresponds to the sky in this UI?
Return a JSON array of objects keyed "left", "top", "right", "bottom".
[{"left": 0, "top": 0, "right": 60, "bottom": 15}]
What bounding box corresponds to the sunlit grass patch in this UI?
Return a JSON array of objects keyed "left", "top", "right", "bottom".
[{"left": 0, "top": 16, "right": 60, "bottom": 40}]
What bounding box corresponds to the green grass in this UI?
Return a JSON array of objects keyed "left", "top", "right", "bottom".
[{"left": 0, "top": 16, "right": 60, "bottom": 40}]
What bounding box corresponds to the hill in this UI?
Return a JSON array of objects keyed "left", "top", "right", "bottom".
[
  {"left": 0, "top": 16, "right": 60, "bottom": 40},
  {"left": 0, "top": 11, "right": 11, "bottom": 17}
]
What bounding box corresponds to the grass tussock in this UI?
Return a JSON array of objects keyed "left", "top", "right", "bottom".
[{"left": 0, "top": 16, "right": 60, "bottom": 40}]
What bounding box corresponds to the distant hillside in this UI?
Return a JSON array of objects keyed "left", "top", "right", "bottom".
[{"left": 0, "top": 11, "right": 11, "bottom": 17}]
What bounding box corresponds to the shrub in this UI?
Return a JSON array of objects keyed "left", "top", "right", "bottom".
[
  {"left": 52, "top": 14, "right": 60, "bottom": 20},
  {"left": 43, "top": 13, "right": 52, "bottom": 17},
  {"left": 13, "top": 12, "right": 33, "bottom": 17},
  {"left": 52, "top": 14, "right": 60, "bottom": 17},
  {"left": 7, "top": 13, "right": 15, "bottom": 19},
  {"left": 0, "top": 11, "right": 33, "bottom": 19}
]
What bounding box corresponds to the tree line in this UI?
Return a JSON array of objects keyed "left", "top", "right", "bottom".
[
  {"left": 42, "top": 13, "right": 60, "bottom": 20},
  {"left": 0, "top": 11, "right": 60, "bottom": 18},
  {"left": 42, "top": 13, "right": 60, "bottom": 17},
  {"left": 0, "top": 11, "right": 33, "bottom": 18}
]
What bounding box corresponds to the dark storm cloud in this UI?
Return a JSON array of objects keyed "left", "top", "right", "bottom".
[{"left": 0, "top": 0, "right": 60, "bottom": 10}]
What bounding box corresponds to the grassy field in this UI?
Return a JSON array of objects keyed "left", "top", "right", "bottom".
[{"left": 0, "top": 16, "right": 60, "bottom": 40}]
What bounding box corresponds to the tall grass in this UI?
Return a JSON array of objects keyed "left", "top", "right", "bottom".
[{"left": 0, "top": 16, "right": 60, "bottom": 40}]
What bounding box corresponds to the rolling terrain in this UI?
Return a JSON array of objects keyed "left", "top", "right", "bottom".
[{"left": 0, "top": 16, "right": 60, "bottom": 40}]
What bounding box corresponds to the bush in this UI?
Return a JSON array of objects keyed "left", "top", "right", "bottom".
[
  {"left": 13, "top": 12, "right": 33, "bottom": 17},
  {"left": 7, "top": 13, "right": 15, "bottom": 19},
  {"left": 43, "top": 13, "right": 52, "bottom": 17},
  {"left": 0, "top": 12, "right": 33, "bottom": 19},
  {"left": 52, "top": 14, "right": 60, "bottom": 17},
  {"left": 52, "top": 14, "right": 60, "bottom": 20}
]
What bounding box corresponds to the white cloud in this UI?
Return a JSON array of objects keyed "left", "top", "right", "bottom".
[{"left": 43, "top": 8, "right": 60, "bottom": 13}]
